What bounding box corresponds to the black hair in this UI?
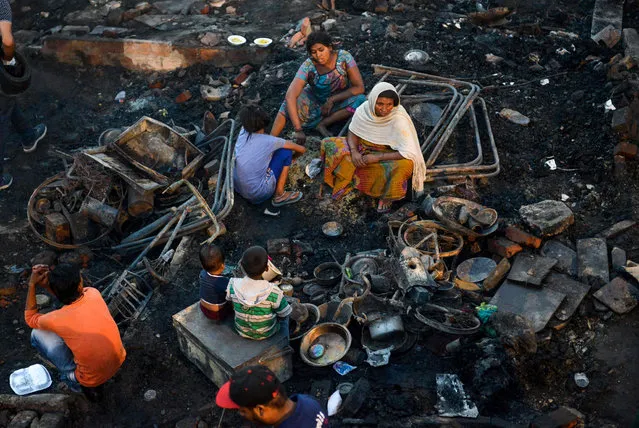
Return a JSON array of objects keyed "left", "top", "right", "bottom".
[
  {"left": 378, "top": 90, "right": 400, "bottom": 106},
  {"left": 238, "top": 105, "right": 271, "bottom": 134},
  {"left": 240, "top": 246, "right": 268, "bottom": 278},
  {"left": 199, "top": 244, "right": 225, "bottom": 272},
  {"left": 48, "top": 263, "right": 82, "bottom": 305},
  {"left": 306, "top": 31, "right": 333, "bottom": 54}
]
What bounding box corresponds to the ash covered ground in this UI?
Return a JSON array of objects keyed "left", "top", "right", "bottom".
[{"left": 0, "top": 0, "right": 638, "bottom": 426}]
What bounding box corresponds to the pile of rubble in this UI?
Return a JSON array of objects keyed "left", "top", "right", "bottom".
[
  {"left": 26, "top": 116, "right": 236, "bottom": 326},
  {"left": 259, "top": 188, "right": 638, "bottom": 422}
]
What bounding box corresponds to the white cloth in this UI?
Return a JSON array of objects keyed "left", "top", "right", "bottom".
[{"left": 349, "top": 82, "right": 426, "bottom": 192}]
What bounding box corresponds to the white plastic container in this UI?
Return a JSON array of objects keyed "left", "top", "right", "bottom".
[{"left": 10, "top": 364, "right": 52, "bottom": 395}]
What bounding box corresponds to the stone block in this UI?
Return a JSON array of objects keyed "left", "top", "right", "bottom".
[
  {"left": 541, "top": 240, "right": 577, "bottom": 276},
  {"left": 504, "top": 225, "right": 542, "bottom": 248},
  {"left": 173, "top": 303, "right": 292, "bottom": 387},
  {"left": 543, "top": 273, "right": 590, "bottom": 321},
  {"left": 519, "top": 200, "right": 574, "bottom": 237},
  {"left": 611, "top": 247, "right": 626, "bottom": 271},
  {"left": 596, "top": 219, "right": 636, "bottom": 239},
  {"left": 576, "top": 238, "right": 609, "bottom": 287},
  {"left": 487, "top": 237, "right": 522, "bottom": 259},
  {"left": 490, "top": 281, "right": 566, "bottom": 332},
  {"left": 593, "top": 277, "right": 639, "bottom": 314},
  {"left": 611, "top": 107, "right": 629, "bottom": 134},
  {"left": 507, "top": 253, "right": 557, "bottom": 287},
  {"left": 267, "top": 238, "right": 291, "bottom": 256},
  {"left": 623, "top": 28, "right": 639, "bottom": 61}
]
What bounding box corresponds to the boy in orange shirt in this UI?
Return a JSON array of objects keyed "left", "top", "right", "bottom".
[{"left": 24, "top": 263, "right": 126, "bottom": 398}]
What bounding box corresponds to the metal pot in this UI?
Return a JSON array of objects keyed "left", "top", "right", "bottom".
[{"left": 368, "top": 314, "right": 404, "bottom": 341}]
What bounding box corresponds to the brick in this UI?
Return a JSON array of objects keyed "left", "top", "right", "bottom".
[
  {"left": 613, "top": 141, "right": 638, "bottom": 158},
  {"left": 504, "top": 225, "right": 542, "bottom": 248},
  {"left": 530, "top": 406, "right": 584, "bottom": 428},
  {"left": 175, "top": 90, "right": 192, "bottom": 104},
  {"left": 483, "top": 257, "right": 511, "bottom": 292},
  {"left": 487, "top": 237, "right": 522, "bottom": 259},
  {"left": 42, "top": 36, "right": 270, "bottom": 72}
]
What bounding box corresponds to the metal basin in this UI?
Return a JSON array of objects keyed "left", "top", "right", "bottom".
[
  {"left": 318, "top": 301, "right": 353, "bottom": 326},
  {"left": 313, "top": 262, "right": 342, "bottom": 287},
  {"left": 300, "top": 323, "right": 352, "bottom": 367}
]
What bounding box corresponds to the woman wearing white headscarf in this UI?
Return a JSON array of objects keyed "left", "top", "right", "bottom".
[{"left": 320, "top": 82, "right": 426, "bottom": 212}]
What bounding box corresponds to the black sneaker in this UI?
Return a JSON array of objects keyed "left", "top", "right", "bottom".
[
  {"left": 0, "top": 173, "right": 13, "bottom": 190},
  {"left": 22, "top": 124, "right": 47, "bottom": 153}
]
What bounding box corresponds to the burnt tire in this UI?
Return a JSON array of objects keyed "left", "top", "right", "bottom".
[{"left": 0, "top": 50, "right": 32, "bottom": 96}]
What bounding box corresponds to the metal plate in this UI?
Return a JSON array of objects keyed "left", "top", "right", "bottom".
[{"left": 456, "top": 257, "right": 497, "bottom": 283}]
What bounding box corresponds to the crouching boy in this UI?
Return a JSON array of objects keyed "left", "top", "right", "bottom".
[
  {"left": 24, "top": 264, "right": 126, "bottom": 396},
  {"left": 199, "top": 244, "right": 230, "bottom": 321},
  {"left": 227, "top": 246, "right": 291, "bottom": 340}
]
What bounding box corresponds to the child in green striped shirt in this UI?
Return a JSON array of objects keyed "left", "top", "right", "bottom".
[{"left": 227, "top": 247, "right": 291, "bottom": 340}]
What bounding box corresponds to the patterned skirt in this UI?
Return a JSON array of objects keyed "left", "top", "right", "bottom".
[
  {"left": 279, "top": 88, "right": 366, "bottom": 129},
  {"left": 321, "top": 137, "right": 414, "bottom": 201}
]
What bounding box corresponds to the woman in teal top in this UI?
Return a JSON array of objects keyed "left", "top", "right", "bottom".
[{"left": 271, "top": 32, "right": 366, "bottom": 144}]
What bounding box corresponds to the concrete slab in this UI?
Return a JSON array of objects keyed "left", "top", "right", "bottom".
[
  {"left": 544, "top": 273, "right": 591, "bottom": 321},
  {"left": 173, "top": 303, "right": 292, "bottom": 387},
  {"left": 42, "top": 36, "right": 270, "bottom": 71},
  {"left": 507, "top": 253, "right": 557, "bottom": 287},
  {"left": 590, "top": 0, "right": 625, "bottom": 44},
  {"left": 490, "top": 280, "right": 566, "bottom": 332},
  {"left": 541, "top": 240, "right": 577, "bottom": 276},
  {"left": 577, "top": 238, "right": 610, "bottom": 287},
  {"left": 593, "top": 277, "right": 639, "bottom": 314}
]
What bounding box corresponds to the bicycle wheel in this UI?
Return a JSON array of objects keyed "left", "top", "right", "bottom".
[{"left": 413, "top": 304, "right": 481, "bottom": 335}]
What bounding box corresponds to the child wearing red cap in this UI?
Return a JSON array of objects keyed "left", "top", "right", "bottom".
[{"left": 216, "top": 365, "right": 329, "bottom": 427}]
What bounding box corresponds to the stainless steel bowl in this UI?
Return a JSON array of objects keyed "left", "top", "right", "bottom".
[{"left": 300, "top": 323, "right": 352, "bottom": 367}]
